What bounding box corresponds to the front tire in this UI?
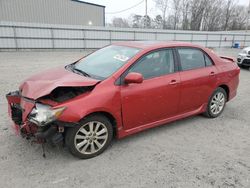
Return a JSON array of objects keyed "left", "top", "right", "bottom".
[
  {"left": 204, "top": 87, "right": 227, "bottom": 118},
  {"left": 65, "top": 115, "right": 113, "bottom": 159}
]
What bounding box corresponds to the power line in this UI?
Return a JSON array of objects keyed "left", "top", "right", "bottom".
[{"left": 106, "top": 0, "right": 145, "bottom": 14}]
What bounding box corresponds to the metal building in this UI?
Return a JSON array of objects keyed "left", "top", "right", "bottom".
[{"left": 0, "top": 0, "right": 105, "bottom": 26}]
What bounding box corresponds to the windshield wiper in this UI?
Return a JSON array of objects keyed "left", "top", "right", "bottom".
[
  {"left": 73, "top": 67, "right": 91, "bottom": 77},
  {"left": 66, "top": 64, "right": 91, "bottom": 77}
]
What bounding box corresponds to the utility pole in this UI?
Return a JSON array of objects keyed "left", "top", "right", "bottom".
[{"left": 145, "top": 0, "right": 148, "bottom": 17}]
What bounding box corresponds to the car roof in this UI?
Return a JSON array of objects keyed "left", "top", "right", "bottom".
[{"left": 113, "top": 41, "right": 203, "bottom": 50}]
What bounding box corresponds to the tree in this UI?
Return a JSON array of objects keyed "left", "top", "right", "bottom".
[
  {"left": 111, "top": 17, "right": 130, "bottom": 28},
  {"left": 228, "top": 5, "right": 248, "bottom": 30},
  {"left": 154, "top": 0, "right": 169, "bottom": 29},
  {"left": 202, "top": 0, "right": 224, "bottom": 31},
  {"left": 132, "top": 14, "right": 143, "bottom": 28},
  {"left": 166, "top": 15, "right": 175, "bottom": 29},
  {"left": 142, "top": 15, "right": 151, "bottom": 28},
  {"left": 180, "top": 0, "right": 190, "bottom": 30},
  {"left": 172, "top": 0, "right": 181, "bottom": 29},
  {"left": 223, "top": 0, "right": 236, "bottom": 30},
  {"left": 153, "top": 15, "right": 163, "bottom": 29},
  {"left": 110, "top": 0, "right": 248, "bottom": 31},
  {"left": 189, "top": 0, "right": 208, "bottom": 30}
]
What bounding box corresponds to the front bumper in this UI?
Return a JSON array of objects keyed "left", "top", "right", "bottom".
[
  {"left": 6, "top": 91, "right": 38, "bottom": 138},
  {"left": 6, "top": 91, "right": 75, "bottom": 144},
  {"left": 237, "top": 56, "right": 250, "bottom": 67}
]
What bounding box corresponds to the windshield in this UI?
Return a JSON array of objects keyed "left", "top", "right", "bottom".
[{"left": 74, "top": 45, "right": 140, "bottom": 80}]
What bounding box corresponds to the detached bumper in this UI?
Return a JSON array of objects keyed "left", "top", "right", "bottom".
[
  {"left": 6, "top": 91, "right": 23, "bottom": 135},
  {"left": 6, "top": 91, "right": 37, "bottom": 138},
  {"left": 6, "top": 91, "right": 75, "bottom": 144}
]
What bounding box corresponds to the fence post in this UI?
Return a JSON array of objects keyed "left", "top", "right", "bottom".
[
  {"left": 205, "top": 33, "right": 208, "bottom": 47},
  {"left": 191, "top": 33, "right": 193, "bottom": 43},
  {"left": 50, "top": 28, "right": 54, "bottom": 49},
  {"left": 155, "top": 32, "right": 157, "bottom": 40},
  {"left": 134, "top": 31, "right": 136, "bottom": 41},
  {"left": 243, "top": 34, "right": 247, "bottom": 48},
  {"left": 13, "top": 25, "right": 18, "bottom": 50},
  {"left": 219, "top": 34, "right": 222, "bottom": 48},
  {"left": 82, "top": 29, "right": 86, "bottom": 50},
  {"left": 232, "top": 35, "right": 235, "bottom": 48},
  {"left": 109, "top": 30, "right": 112, "bottom": 44},
  {"left": 173, "top": 32, "right": 176, "bottom": 41}
]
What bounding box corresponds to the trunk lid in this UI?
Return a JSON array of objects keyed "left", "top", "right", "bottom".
[{"left": 220, "top": 56, "right": 236, "bottom": 63}]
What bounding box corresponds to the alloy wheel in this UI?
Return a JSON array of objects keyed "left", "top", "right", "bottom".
[
  {"left": 210, "top": 92, "right": 225, "bottom": 115},
  {"left": 74, "top": 121, "right": 108, "bottom": 155}
]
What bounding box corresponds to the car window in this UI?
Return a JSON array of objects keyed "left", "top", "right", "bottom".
[
  {"left": 178, "top": 48, "right": 206, "bottom": 71},
  {"left": 128, "top": 49, "right": 175, "bottom": 79},
  {"left": 204, "top": 54, "right": 213, "bottom": 66}
]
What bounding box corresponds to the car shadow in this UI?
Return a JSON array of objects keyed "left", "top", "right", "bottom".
[
  {"left": 51, "top": 114, "right": 213, "bottom": 160},
  {"left": 5, "top": 114, "right": 206, "bottom": 161},
  {"left": 112, "top": 115, "right": 205, "bottom": 145}
]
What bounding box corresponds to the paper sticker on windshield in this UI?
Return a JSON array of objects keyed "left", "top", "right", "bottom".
[{"left": 113, "top": 54, "right": 129, "bottom": 62}]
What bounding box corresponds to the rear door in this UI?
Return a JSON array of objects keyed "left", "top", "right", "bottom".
[{"left": 176, "top": 48, "right": 218, "bottom": 114}]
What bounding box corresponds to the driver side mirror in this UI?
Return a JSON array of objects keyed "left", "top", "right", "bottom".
[{"left": 124, "top": 72, "right": 143, "bottom": 84}]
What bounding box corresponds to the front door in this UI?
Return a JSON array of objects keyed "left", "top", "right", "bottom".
[{"left": 120, "top": 49, "right": 181, "bottom": 130}]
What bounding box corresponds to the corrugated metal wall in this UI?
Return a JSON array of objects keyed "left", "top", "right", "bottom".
[
  {"left": 0, "top": 0, "right": 104, "bottom": 26},
  {"left": 0, "top": 22, "right": 249, "bottom": 49}
]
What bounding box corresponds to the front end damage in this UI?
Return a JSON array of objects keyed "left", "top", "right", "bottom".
[
  {"left": 6, "top": 66, "right": 101, "bottom": 155},
  {"left": 6, "top": 91, "right": 61, "bottom": 144},
  {"left": 6, "top": 86, "right": 94, "bottom": 145},
  {"left": 6, "top": 91, "right": 36, "bottom": 138}
]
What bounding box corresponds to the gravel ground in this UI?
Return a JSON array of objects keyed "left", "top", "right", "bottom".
[{"left": 0, "top": 48, "right": 249, "bottom": 188}]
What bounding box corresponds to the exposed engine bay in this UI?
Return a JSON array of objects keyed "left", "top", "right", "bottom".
[{"left": 40, "top": 86, "right": 94, "bottom": 103}]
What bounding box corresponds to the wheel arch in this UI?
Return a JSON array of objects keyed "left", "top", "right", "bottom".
[
  {"left": 83, "top": 111, "right": 118, "bottom": 138},
  {"left": 218, "top": 84, "right": 230, "bottom": 101}
]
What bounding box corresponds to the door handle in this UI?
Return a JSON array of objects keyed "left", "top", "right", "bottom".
[
  {"left": 169, "top": 80, "right": 178, "bottom": 85},
  {"left": 209, "top": 71, "right": 215, "bottom": 76}
]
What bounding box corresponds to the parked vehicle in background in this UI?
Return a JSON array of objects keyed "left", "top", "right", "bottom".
[
  {"left": 6, "top": 41, "right": 240, "bottom": 159},
  {"left": 237, "top": 47, "right": 250, "bottom": 68}
]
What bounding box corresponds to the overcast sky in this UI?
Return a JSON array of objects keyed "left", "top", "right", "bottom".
[{"left": 83, "top": 0, "right": 249, "bottom": 23}]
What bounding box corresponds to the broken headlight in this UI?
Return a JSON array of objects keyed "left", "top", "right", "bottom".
[{"left": 28, "top": 103, "right": 66, "bottom": 126}]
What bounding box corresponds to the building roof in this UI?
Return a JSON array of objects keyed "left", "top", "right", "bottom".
[{"left": 71, "top": 0, "right": 105, "bottom": 8}]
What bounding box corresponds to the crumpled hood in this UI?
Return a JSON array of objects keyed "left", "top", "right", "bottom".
[{"left": 19, "top": 66, "right": 100, "bottom": 99}]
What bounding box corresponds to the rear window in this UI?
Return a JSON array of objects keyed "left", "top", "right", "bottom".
[{"left": 178, "top": 48, "right": 206, "bottom": 71}]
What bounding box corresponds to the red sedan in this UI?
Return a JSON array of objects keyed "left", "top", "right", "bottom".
[{"left": 6, "top": 41, "right": 240, "bottom": 159}]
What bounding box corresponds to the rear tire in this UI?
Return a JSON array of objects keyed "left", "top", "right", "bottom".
[
  {"left": 65, "top": 115, "right": 113, "bottom": 159},
  {"left": 203, "top": 87, "right": 227, "bottom": 118}
]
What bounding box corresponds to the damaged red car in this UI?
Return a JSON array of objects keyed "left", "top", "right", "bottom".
[{"left": 6, "top": 41, "right": 240, "bottom": 159}]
